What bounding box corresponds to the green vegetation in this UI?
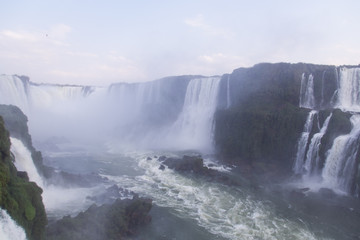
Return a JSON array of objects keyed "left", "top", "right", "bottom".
[{"left": 0, "top": 116, "right": 47, "bottom": 240}]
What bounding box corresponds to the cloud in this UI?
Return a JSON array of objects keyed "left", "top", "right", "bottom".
[
  {"left": 49, "top": 24, "right": 72, "bottom": 39},
  {"left": 1, "top": 30, "right": 39, "bottom": 42},
  {"left": 184, "top": 14, "right": 231, "bottom": 37}
]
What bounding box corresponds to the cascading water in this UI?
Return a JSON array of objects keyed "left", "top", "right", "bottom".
[
  {"left": 336, "top": 67, "right": 360, "bottom": 112},
  {"left": 322, "top": 115, "right": 360, "bottom": 193},
  {"left": 0, "top": 75, "right": 30, "bottom": 114},
  {"left": 226, "top": 75, "right": 231, "bottom": 109},
  {"left": 293, "top": 110, "right": 317, "bottom": 174},
  {"left": 0, "top": 209, "right": 27, "bottom": 240},
  {"left": 166, "top": 77, "right": 221, "bottom": 152},
  {"left": 300, "top": 73, "right": 315, "bottom": 109},
  {"left": 303, "top": 113, "right": 332, "bottom": 176},
  {"left": 10, "top": 137, "right": 44, "bottom": 188}
]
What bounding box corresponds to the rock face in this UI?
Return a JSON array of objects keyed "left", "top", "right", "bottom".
[
  {"left": 45, "top": 197, "right": 152, "bottom": 240},
  {"left": 0, "top": 116, "right": 47, "bottom": 240},
  {"left": 214, "top": 63, "right": 336, "bottom": 170}
]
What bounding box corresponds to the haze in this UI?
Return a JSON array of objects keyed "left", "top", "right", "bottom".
[{"left": 1, "top": 0, "right": 360, "bottom": 86}]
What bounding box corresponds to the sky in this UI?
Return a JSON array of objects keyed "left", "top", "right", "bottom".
[{"left": 1, "top": 0, "right": 360, "bottom": 86}]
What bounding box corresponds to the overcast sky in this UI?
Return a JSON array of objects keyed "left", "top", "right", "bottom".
[{"left": 1, "top": 0, "right": 359, "bottom": 86}]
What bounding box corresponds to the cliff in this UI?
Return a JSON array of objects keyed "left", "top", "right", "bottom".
[
  {"left": 0, "top": 115, "right": 47, "bottom": 240},
  {"left": 214, "top": 63, "right": 338, "bottom": 171}
]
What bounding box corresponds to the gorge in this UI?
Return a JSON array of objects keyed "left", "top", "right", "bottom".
[{"left": 1, "top": 62, "right": 360, "bottom": 239}]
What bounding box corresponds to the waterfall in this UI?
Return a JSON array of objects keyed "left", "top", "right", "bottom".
[
  {"left": 168, "top": 77, "right": 221, "bottom": 152},
  {"left": 293, "top": 110, "right": 317, "bottom": 174},
  {"left": 336, "top": 67, "right": 360, "bottom": 112},
  {"left": 10, "top": 137, "right": 44, "bottom": 188},
  {"left": 0, "top": 209, "right": 27, "bottom": 240},
  {"left": 0, "top": 75, "right": 30, "bottom": 114},
  {"left": 226, "top": 75, "right": 231, "bottom": 109},
  {"left": 303, "top": 113, "right": 332, "bottom": 176},
  {"left": 322, "top": 115, "right": 360, "bottom": 193},
  {"left": 300, "top": 74, "right": 315, "bottom": 109}
]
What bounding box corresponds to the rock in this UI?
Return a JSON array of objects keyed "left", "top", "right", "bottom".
[
  {"left": 45, "top": 197, "right": 152, "bottom": 240},
  {"left": 146, "top": 157, "right": 152, "bottom": 161},
  {"left": 88, "top": 185, "right": 136, "bottom": 205},
  {"left": 319, "top": 188, "right": 337, "bottom": 198},
  {"left": 160, "top": 155, "right": 240, "bottom": 186}
]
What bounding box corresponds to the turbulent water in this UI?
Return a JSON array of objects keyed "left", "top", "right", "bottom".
[
  {"left": 40, "top": 144, "right": 323, "bottom": 240},
  {"left": 0, "top": 209, "right": 27, "bottom": 240}
]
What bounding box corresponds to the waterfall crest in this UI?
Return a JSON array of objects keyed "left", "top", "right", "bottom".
[{"left": 300, "top": 73, "right": 315, "bottom": 109}]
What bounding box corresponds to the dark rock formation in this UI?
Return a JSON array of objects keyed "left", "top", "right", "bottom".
[
  {"left": 159, "top": 155, "right": 240, "bottom": 186},
  {"left": 45, "top": 197, "right": 152, "bottom": 240},
  {"left": 214, "top": 63, "right": 337, "bottom": 171}
]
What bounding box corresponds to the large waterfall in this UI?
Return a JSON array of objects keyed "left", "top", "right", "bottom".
[
  {"left": 322, "top": 115, "right": 360, "bottom": 193},
  {"left": 295, "top": 67, "right": 360, "bottom": 195},
  {"left": 165, "top": 77, "right": 221, "bottom": 152},
  {"left": 0, "top": 74, "right": 221, "bottom": 152}
]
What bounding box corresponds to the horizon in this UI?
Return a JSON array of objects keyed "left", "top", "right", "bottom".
[{"left": 1, "top": 0, "right": 360, "bottom": 86}]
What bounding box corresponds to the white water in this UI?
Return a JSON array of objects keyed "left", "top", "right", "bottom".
[
  {"left": 293, "top": 110, "right": 317, "bottom": 174},
  {"left": 303, "top": 113, "right": 332, "bottom": 176},
  {"left": 0, "top": 209, "right": 27, "bottom": 240},
  {"left": 226, "top": 75, "right": 231, "bottom": 109},
  {"left": 0, "top": 75, "right": 29, "bottom": 114},
  {"left": 10, "top": 137, "right": 44, "bottom": 188},
  {"left": 100, "top": 153, "right": 318, "bottom": 240},
  {"left": 337, "top": 67, "right": 360, "bottom": 112},
  {"left": 322, "top": 115, "right": 360, "bottom": 193},
  {"left": 166, "top": 77, "right": 221, "bottom": 152},
  {"left": 300, "top": 73, "right": 315, "bottom": 109}
]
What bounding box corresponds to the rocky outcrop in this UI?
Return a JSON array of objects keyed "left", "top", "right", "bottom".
[
  {"left": 45, "top": 197, "right": 152, "bottom": 240},
  {"left": 159, "top": 155, "right": 239, "bottom": 186}
]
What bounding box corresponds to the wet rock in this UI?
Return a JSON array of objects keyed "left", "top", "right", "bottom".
[
  {"left": 319, "top": 188, "right": 337, "bottom": 198},
  {"left": 88, "top": 185, "right": 136, "bottom": 205},
  {"left": 159, "top": 155, "right": 240, "bottom": 186},
  {"left": 146, "top": 157, "right": 152, "bottom": 161},
  {"left": 159, "top": 164, "right": 165, "bottom": 171},
  {"left": 46, "top": 197, "right": 152, "bottom": 240}
]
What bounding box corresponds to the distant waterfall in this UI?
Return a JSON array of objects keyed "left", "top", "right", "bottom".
[
  {"left": 10, "top": 137, "right": 44, "bottom": 188},
  {"left": 0, "top": 75, "right": 30, "bottom": 114},
  {"left": 168, "top": 77, "right": 221, "bottom": 152},
  {"left": 303, "top": 113, "right": 332, "bottom": 176},
  {"left": 0, "top": 209, "right": 27, "bottom": 240},
  {"left": 293, "top": 110, "right": 317, "bottom": 174},
  {"left": 322, "top": 115, "right": 360, "bottom": 193},
  {"left": 336, "top": 67, "right": 360, "bottom": 112},
  {"left": 226, "top": 76, "right": 231, "bottom": 109},
  {"left": 300, "top": 74, "right": 315, "bottom": 109}
]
